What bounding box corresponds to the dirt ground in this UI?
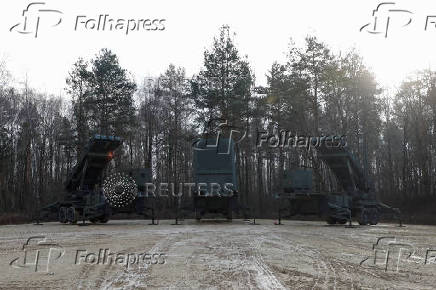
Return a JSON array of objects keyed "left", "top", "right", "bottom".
[{"left": 1, "top": 219, "right": 436, "bottom": 289}]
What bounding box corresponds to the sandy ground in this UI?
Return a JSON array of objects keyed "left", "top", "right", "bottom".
[{"left": 1, "top": 219, "right": 436, "bottom": 289}]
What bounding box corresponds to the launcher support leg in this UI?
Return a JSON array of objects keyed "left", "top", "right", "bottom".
[
  {"left": 79, "top": 207, "right": 87, "bottom": 226},
  {"left": 397, "top": 210, "right": 404, "bottom": 227},
  {"left": 33, "top": 210, "right": 43, "bottom": 226},
  {"left": 252, "top": 207, "right": 258, "bottom": 225},
  {"left": 346, "top": 209, "right": 353, "bottom": 228},
  {"left": 149, "top": 208, "right": 158, "bottom": 225},
  {"left": 172, "top": 207, "right": 181, "bottom": 225},
  {"left": 277, "top": 208, "right": 282, "bottom": 225}
]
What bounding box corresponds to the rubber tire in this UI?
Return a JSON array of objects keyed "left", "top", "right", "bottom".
[
  {"left": 358, "top": 210, "right": 369, "bottom": 225},
  {"left": 326, "top": 217, "right": 336, "bottom": 225},
  {"left": 98, "top": 215, "right": 109, "bottom": 224},
  {"left": 67, "top": 207, "right": 77, "bottom": 224},
  {"left": 369, "top": 209, "right": 379, "bottom": 225},
  {"left": 59, "top": 207, "right": 67, "bottom": 223}
]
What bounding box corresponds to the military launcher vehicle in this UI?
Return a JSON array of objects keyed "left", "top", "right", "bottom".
[
  {"left": 41, "top": 135, "right": 157, "bottom": 224},
  {"left": 183, "top": 138, "right": 246, "bottom": 221},
  {"left": 276, "top": 137, "right": 401, "bottom": 225}
]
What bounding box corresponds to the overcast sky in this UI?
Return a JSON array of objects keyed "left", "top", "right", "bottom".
[{"left": 1, "top": 0, "right": 436, "bottom": 97}]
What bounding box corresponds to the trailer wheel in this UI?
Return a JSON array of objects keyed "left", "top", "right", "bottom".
[
  {"left": 358, "top": 209, "right": 369, "bottom": 225},
  {"left": 369, "top": 209, "right": 379, "bottom": 225},
  {"left": 326, "top": 217, "right": 336, "bottom": 225},
  {"left": 89, "top": 218, "right": 98, "bottom": 223},
  {"left": 99, "top": 219, "right": 109, "bottom": 223},
  {"left": 67, "top": 207, "right": 78, "bottom": 224},
  {"left": 59, "top": 207, "right": 67, "bottom": 223}
]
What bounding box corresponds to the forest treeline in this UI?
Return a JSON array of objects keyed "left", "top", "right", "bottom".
[{"left": 1, "top": 25, "right": 435, "bottom": 220}]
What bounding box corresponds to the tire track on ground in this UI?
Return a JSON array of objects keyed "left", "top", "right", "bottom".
[{"left": 100, "top": 234, "right": 179, "bottom": 289}]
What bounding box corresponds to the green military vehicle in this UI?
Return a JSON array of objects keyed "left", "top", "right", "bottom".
[
  {"left": 189, "top": 138, "right": 244, "bottom": 221},
  {"left": 41, "top": 135, "right": 157, "bottom": 224},
  {"left": 276, "top": 138, "right": 401, "bottom": 225}
]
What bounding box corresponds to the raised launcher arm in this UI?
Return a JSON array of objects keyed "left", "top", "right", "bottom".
[
  {"left": 40, "top": 135, "right": 123, "bottom": 224},
  {"left": 66, "top": 135, "right": 122, "bottom": 192},
  {"left": 315, "top": 137, "right": 401, "bottom": 225},
  {"left": 315, "top": 140, "right": 370, "bottom": 196}
]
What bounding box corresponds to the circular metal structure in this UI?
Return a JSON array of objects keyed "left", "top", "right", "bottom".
[{"left": 103, "top": 172, "right": 138, "bottom": 207}]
